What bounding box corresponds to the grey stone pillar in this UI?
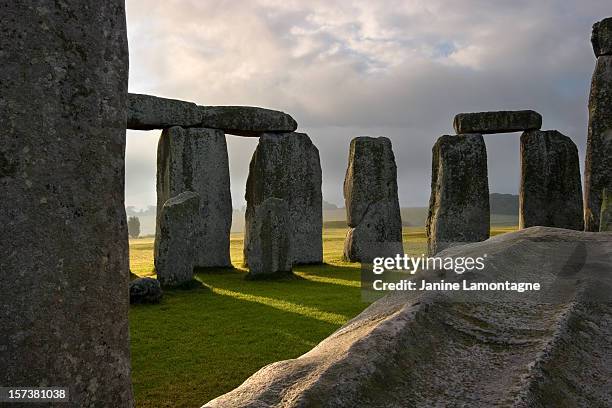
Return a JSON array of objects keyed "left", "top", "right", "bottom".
[
  {"left": 156, "top": 126, "right": 232, "bottom": 268},
  {"left": 244, "top": 198, "right": 293, "bottom": 278},
  {"left": 584, "top": 17, "right": 612, "bottom": 231},
  {"left": 154, "top": 191, "right": 201, "bottom": 286},
  {"left": 519, "top": 130, "right": 583, "bottom": 230},
  {"left": 426, "top": 134, "right": 490, "bottom": 255},
  {"left": 245, "top": 132, "right": 323, "bottom": 265},
  {"left": 343, "top": 137, "right": 403, "bottom": 262},
  {"left": 0, "top": 2, "right": 133, "bottom": 406}
]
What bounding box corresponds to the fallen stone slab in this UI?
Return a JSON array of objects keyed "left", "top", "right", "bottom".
[
  {"left": 245, "top": 132, "right": 323, "bottom": 265},
  {"left": 343, "top": 137, "right": 403, "bottom": 262},
  {"left": 584, "top": 55, "right": 612, "bottom": 231},
  {"left": 156, "top": 126, "right": 232, "bottom": 268},
  {"left": 203, "top": 227, "right": 612, "bottom": 408},
  {"left": 244, "top": 198, "right": 293, "bottom": 278},
  {"left": 453, "top": 110, "right": 542, "bottom": 134},
  {"left": 129, "top": 277, "right": 163, "bottom": 304},
  {"left": 0, "top": 2, "right": 133, "bottom": 405},
  {"left": 601, "top": 189, "right": 612, "bottom": 232},
  {"left": 519, "top": 130, "right": 583, "bottom": 230},
  {"left": 127, "top": 93, "right": 297, "bottom": 136},
  {"left": 592, "top": 16, "right": 612, "bottom": 56},
  {"left": 154, "top": 191, "right": 200, "bottom": 286},
  {"left": 426, "top": 134, "right": 490, "bottom": 255}
]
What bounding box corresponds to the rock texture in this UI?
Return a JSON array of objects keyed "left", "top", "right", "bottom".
[
  {"left": 427, "top": 134, "right": 490, "bottom": 255},
  {"left": 200, "top": 106, "right": 298, "bottom": 137},
  {"left": 156, "top": 127, "right": 232, "bottom": 268},
  {"left": 343, "top": 137, "right": 403, "bottom": 262},
  {"left": 204, "top": 227, "right": 612, "bottom": 408},
  {"left": 0, "top": 2, "right": 133, "bottom": 406},
  {"left": 584, "top": 55, "right": 612, "bottom": 231},
  {"left": 601, "top": 189, "right": 612, "bottom": 232},
  {"left": 127, "top": 93, "right": 297, "bottom": 136},
  {"left": 154, "top": 192, "right": 200, "bottom": 286},
  {"left": 245, "top": 132, "right": 322, "bottom": 265},
  {"left": 129, "top": 278, "right": 163, "bottom": 304},
  {"left": 128, "top": 93, "right": 202, "bottom": 130},
  {"left": 592, "top": 17, "right": 612, "bottom": 56},
  {"left": 244, "top": 198, "right": 293, "bottom": 278},
  {"left": 453, "top": 110, "right": 542, "bottom": 134},
  {"left": 519, "top": 130, "right": 583, "bottom": 230}
]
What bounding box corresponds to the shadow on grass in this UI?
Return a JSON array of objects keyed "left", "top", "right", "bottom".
[{"left": 129, "top": 276, "right": 354, "bottom": 408}]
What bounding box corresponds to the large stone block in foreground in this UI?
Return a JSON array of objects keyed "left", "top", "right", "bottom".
[
  {"left": 584, "top": 55, "right": 612, "bottom": 231},
  {"left": 154, "top": 192, "right": 200, "bottom": 286},
  {"left": 244, "top": 198, "right": 293, "bottom": 278},
  {"left": 204, "top": 227, "right": 612, "bottom": 408},
  {"left": 156, "top": 127, "right": 232, "bottom": 268},
  {"left": 0, "top": 2, "right": 133, "bottom": 406},
  {"left": 245, "top": 132, "right": 322, "bottom": 265},
  {"left": 127, "top": 93, "right": 297, "bottom": 136},
  {"left": 343, "top": 137, "right": 403, "bottom": 262},
  {"left": 453, "top": 110, "right": 542, "bottom": 134},
  {"left": 519, "top": 130, "right": 583, "bottom": 230},
  {"left": 592, "top": 17, "right": 612, "bottom": 56},
  {"left": 426, "top": 134, "right": 490, "bottom": 255}
]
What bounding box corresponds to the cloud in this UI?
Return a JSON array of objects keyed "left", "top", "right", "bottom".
[{"left": 125, "top": 0, "right": 607, "bottom": 208}]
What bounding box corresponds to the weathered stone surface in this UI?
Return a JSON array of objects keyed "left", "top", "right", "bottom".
[
  {"left": 584, "top": 55, "right": 612, "bottom": 231},
  {"left": 199, "top": 106, "right": 298, "bottom": 137},
  {"left": 244, "top": 198, "right": 293, "bottom": 277},
  {"left": 0, "top": 2, "right": 133, "bottom": 406},
  {"left": 245, "top": 132, "right": 322, "bottom": 264},
  {"left": 343, "top": 137, "right": 403, "bottom": 262},
  {"left": 128, "top": 93, "right": 202, "bottom": 130},
  {"left": 344, "top": 201, "right": 404, "bottom": 262},
  {"left": 156, "top": 127, "right": 232, "bottom": 268},
  {"left": 601, "top": 189, "right": 612, "bottom": 232},
  {"left": 154, "top": 191, "right": 200, "bottom": 286},
  {"left": 204, "top": 227, "right": 612, "bottom": 408},
  {"left": 592, "top": 17, "right": 612, "bottom": 56},
  {"left": 426, "top": 134, "right": 490, "bottom": 255},
  {"left": 129, "top": 278, "right": 163, "bottom": 304},
  {"left": 127, "top": 93, "right": 297, "bottom": 136},
  {"left": 453, "top": 110, "right": 542, "bottom": 134},
  {"left": 519, "top": 130, "right": 583, "bottom": 230}
]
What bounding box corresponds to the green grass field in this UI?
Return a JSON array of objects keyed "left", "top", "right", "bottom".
[{"left": 129, "top": 226, "right": 516, "bottom": 407}]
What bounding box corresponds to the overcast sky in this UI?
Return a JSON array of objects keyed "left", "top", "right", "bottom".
[{"left": 125, "top": 0, "right": 610, "bottom": 209}]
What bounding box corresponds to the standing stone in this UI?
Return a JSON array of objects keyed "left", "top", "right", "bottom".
[
  {"left": 245, "top": 132, "right": 322, "bottom": 264},
  {"left": 519, "top": 130, "right": 583, "bottom": 230},
  {"left": 0, "top": 2, "right": 133, "bottom": 406},
  {"left": 154, "top": 192, "right": 200, "bottom": 286},
  {"left": 244, "top": 198, "right": 293, "bottom": 278},
  {"left": 592, "top": 17, "right": 612, "bottom": 57},
  {"left": 453, "top": 110, "right": 542, "bottom": 134},
  {"left": 584, "top": 31, "right": 612, "bottom": 231},
  {"left": 343, "top": 137, "right": 403, "bottom": 262},
  {"left": 600, "top": 189, "right": 612, "bottom": 232},
  {"left": 156, "top": 127, "right": 232, "bottom": 267},
  {"left": 426, "top": 134, "right": 490, "bottom": 255}
]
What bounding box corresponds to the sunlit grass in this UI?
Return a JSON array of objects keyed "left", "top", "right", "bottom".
[{"left": 129, "top": 226, "right": 516, "bottom": 407}]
